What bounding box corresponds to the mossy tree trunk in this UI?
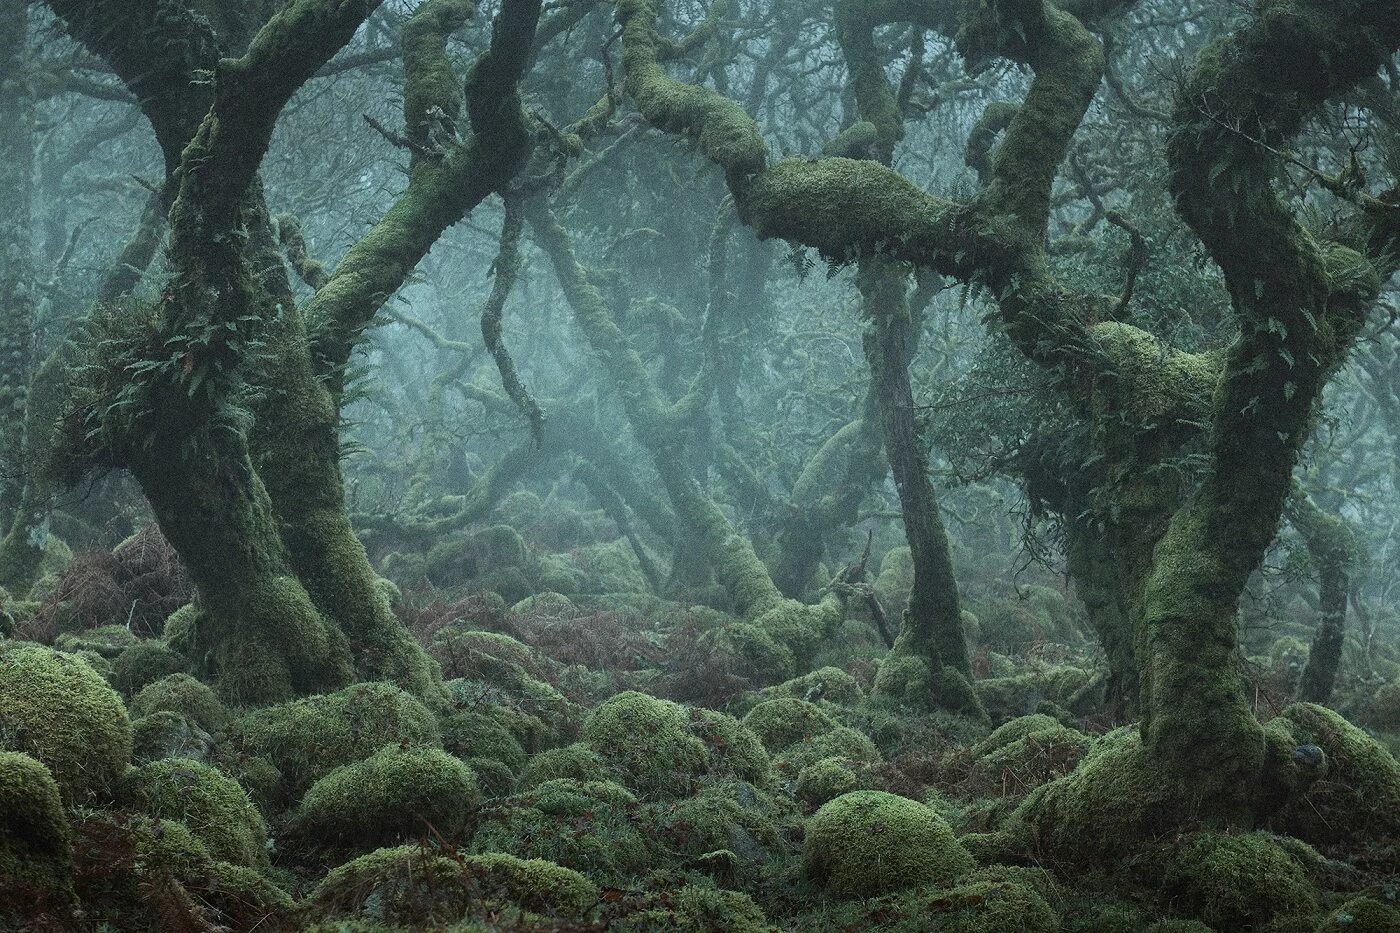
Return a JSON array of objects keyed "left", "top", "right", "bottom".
[{"left": 1288, "top": 493, "right": 1357, "bottom": 705}]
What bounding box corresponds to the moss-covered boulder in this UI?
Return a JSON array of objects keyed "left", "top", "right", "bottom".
[
  {"left": 130, "top": 711, "right": 216, "bottom": 764},
  {"left": 108, "top": 640, "right": 191, "bottom": 696},
  {"left": 964, "top": 714, "right": 1090, "bottom": 797},
  {"left": 120, "top": 758, "right": 268, "bottom": 868},
  {"left": 774, "top": 726, "right": 880, "bottom": 777},
  {"left": 610, "top": 884, "right": 775, "bottom": 932},
  {"left": 440, "top": 709, "right": 527, "bottom": 774},
  {"left": 291, "top": 746, "right": 480, "bottom": 852},
  {"left": 1267, "top": 703, "right": 1400, "bottom": 848},
  {"left": 516, "top": 742, "right": 610, "bottom": 789},
  {"left": 470, "top": 777, "right": 649, "bottom": 882},
  {"left": 0, "top": 644, "right": 132, "bottom": 802},
  {"left": 653, "top": 780, "right": 797, "bottom": 865},
  {"left": 767, "top": 666, "right": 865, "bottom": 705},
  {"left": 129, "top": 672, "right": 227, "bottom": 731},
  {"left": 1159, "top": 831, "right": 1320, "bottom": 930},
  {"left": 742, "top": 698, "right": 838, "bottom": 752},
  {"left": 302, "top": 845, "right": 597, "bottom": 926},
  {"left": 1316, "top": 897, "right": 1400, "bottom": 932},
  {"left": 799, "top": 865, "right": 1060, "bottom": 932},
  {"left": 229, "top": 681, "right": 440, "bottom": 797},
  {"left": 582, "top": 691, "right": 769, "bottom": 797},
  {"left": 794, "top": 756, "right": 868, "bottom": 808},
  {"left": 0, "top": 752, "right": 74, "bottom": 916},
  {"left": 53, "top": 624, "right": 140, "bottom": 659},
  {"left": 803, "top": 791, "right": 973, "bottom": 898}
]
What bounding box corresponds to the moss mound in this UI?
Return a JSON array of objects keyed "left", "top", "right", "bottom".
[
  {"left": 440, "top": 708, "right": 528, "bottom": 774},
  {"left": 0, "top": 751, "right": 74, "bottom": 915},
  {"left": 130, "top": 710, "right": 215, "bottom": 764},
  {"left": 303, "top": 844, "right": 597, "bottom": 925},
  {"left": 1316, "top": 897, "right": 1400, "bottom": 932},
  {"left": 582, "top": 690, "right": 769, "bottom": 797},
  {"left": 742, "top": 698, "right": 838, "bottom": 752},
  {"left": 470, "top": 777, "right": 650, "bottom": 882},
  {"left": 108, "top": 640, "right": 191, "bottom": 696},
  {"left": 1158, "top": 830, "right": 1320, "bottom": 930},
  {"left": 120, "top": 758, "right": 269, "bottom": 867},
  {"left": 0, "top": 643, "right": 132, "bottom": 802},
  {"left": 129, "top": 672, "right": 227, "bottom": 731},
  {"left": 653, "top": 779, "right": 797, "bottom": 865},
  {"left": 767, "top": 666, "right": 865, "bottom": 705},
  {"left": 801, "top": 865, "right": 1060, "bottom": 932},
  {"left": 794, "top": 756, "right": 867, "bottom": 808},
  {"left": 774, "top": 725, "right": 880, "bottom": 777},
  {"left": 802, "top": 790, "right": 973, "bottom": 898},
  {"left": 610, "top": 883, "right": 775, "bottom": 932},
  {"left": 230, "top": 681, "right": 440, "bottom": 797},
  {"left": 1267, "top": 703, "right": 1400, "bottom": 848},
  {"left": 516, "top": 742, "right": 610, "bottom": 789},
  {"left": 291, "top": 746, "right": 481, "bottom": 852}
]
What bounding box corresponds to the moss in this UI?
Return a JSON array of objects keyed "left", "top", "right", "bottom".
[
  {"left": 440, "top": 709, "right": 527, "bottom": 774},
  {"left": 292, "top": 746, "right": 480, "bottom": 852},
  {"left": 469, "top": 778, "right": 650, "bottom": 881},
  {"left": 53, "top": 623, "right": 140, "bottom": 659},
  {"left": 202, "top": 860, "right": 296, "bottom": 929},
  {"left": 576, "top": 539, "right": 651, "bottom": 594},
  {"left": 0, "top": 752, "right": 73, "bottom": 911},
  {"left": 652, "top": 780, "right": 797, "bottom": 864},
  {"left": 613, "top": 884, "right": 775, "bottom": 932},
  {"left": 108, "top": 640, "right": 191, "bottom": 696},
  {"left": 774, "top": 725, "right": 880, "bottom": 777},
  {"left": 1159, "top": 831, "right": 1320, "bottom": 930},
  {"left": 714, "top": 621, "right": 797, "bottom": 682},
  {"left": 516, "top": 742, "right": 610, "bottom": 789},
  {"left": 0, "top": 644, "right": 132, "bottom": 802},
  {"left": 510, "top": 590, "right": 578, "bottom": 617},
  {"left": 802, "top": 790, "right": 973, "bottom": 898},
  {"left": 800, "top": 865, "right": 1060, "bottom": 932},
  {"left": 1316, "top": 897, "right": 1400, "bottom": 932},
  {"left": 129, "top": 672, "right": 228, "bottom": 730},
  {"left": 1268, "top": 703, "right": 1400, "bottom": 847},
  {"left": 130, "top": 710, "right": 216, "bottom": 764},
  {"left": 1362, "top": 681, "right": 1400, "bottom": 731},
  {"left": 303, "top": 844, "right": 597, "bottom": 926},
  {"left": 742, "top": 697, "right": 838, "bottom": 752},
  {"left": 120, "top": 758, "right": 268, "bottom": 868},
  {"left": 794, "top": 756, "right": 866, "bottom": 808},
  {"left": 975, "top": 668, "right": 1088, "bottom": 723},
  {"left": 582, "top": 690, "right": 769, "bottom": 797},
  {"left": 464, "top": 755, "right": 515, "bottom": 797},
  {"left": 767, "top": 666, "right": 865, "bottom": 704},
  {"left": 230, "top": 681, "right": 440, "bottom": 796},
  {"left": 965, "top": 716, "right": 1090, "bottom": 797}
]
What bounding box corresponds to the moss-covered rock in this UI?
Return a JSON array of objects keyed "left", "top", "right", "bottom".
[
  {"left": 0, "top": 751, "right": 73, "bottom": 914},
  {"left": 108, "top": 640, "right": 191, "bottom": 696},
  {"left": 130, "top": 710, "right": 216, "bottom": 764},
  {"left": 741, "top": 698, "right": 838, "bottom": 752},
  {"left": 1159, "top": 831, "right": 1320, "bottom": 930},
  {"left": 611, "top": 883, "right": 775, "bottom": 932},
  {"left": 440, "top": 709, "right": 527, "bottom": 774},
  {"left": 516, "top": 742, "right": 610, "bottom": 789},
  {"left": 1315, "top": 897, "right": 1400, "bottom": 932},
  {"left": 53, "top": 624, "right": 139, "bottom": 659},
  {"left": 798, "top": 865, "right": 1060, "bottom": 932},
  {"left": 229, "top": 681, "right": 440, "bottom": 797},
  {"left": 291, "top": 746, "right": 480, "bottom": 852},
  {"left": 652, "top": 780, "right": 797, "bottom": 865},
  {"left": 774, "top": 725, "right": 880, "bottom": 777},
  {"left": 582, "top": 691, "right": 769, "bottom": 797},
  {"left": 0, "top": 644, "right": 132, "bottom": 802},
  {"left": 302, "top": 845, "right": 597, "bottom": 926},
  {"left": 129, "top": 672, "right": 227, "bottom": 731},
  {"left": 1268, "top": 703, "right": 1400, "bottom": 847},
  {"left": 964, "top": 715, "right": 1090, "bottom": 797},
  {"left": 802, "top": 790, "right": 973, "bottom": 898},
  {"left": 469, "top": 778, "right": 650, "bottom": 882},
  {"left": 576, "top": 539, "right": 651, "bottom": 594},
  {"left": 767, "top": 666, "right": 865, "bottom": 704},
  {"left": 1362, "top": 681, "right": 1400, "bottom": 732},
  {"left": 120, "top": 758, "right": 268, "bottom": 868},
  {"left": 794, "top": 756, "right": 867, "bottom": 808}
]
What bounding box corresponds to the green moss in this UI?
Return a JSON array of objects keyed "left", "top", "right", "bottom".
[
  {"left": 120, "top": 758, "right": 268, "bottom": 868},
  {"left": 613, "top": 884, "right": 775, "bottom": 932},
  {"left": 774, "top": 725, "right": 880, "bottom": 777},
  {"left": 582, "top": 690, "right": 769, "bottom": 797},
  {"left": 714, "top": 622, "right": 797, "bottom": 682},
  {"left": 469, "top": 778, "right": 650, "bottom": 881},
  {"left": 0, "top": 752, "right": 73, "bottom": 912},
  {"left": 464, "top": 755, "right": 515, "bottom": 797},
  {"left": 1159, "top": 831, "right": 1320, "bottom": 930},
  {"left": 130, "top": 710, "right": 215, "bottom": 764},
  {"left": 767, "top": 666, "right": 865, "bottom": 704},
  {"left": 742, "top": 698, "right": 838, "bottom": 752},
  {"left": 1316, "top": 897, "right": 1400, "bottom": 932},
  {"left": 802, "top": 790, "right": 973, "bottom": 898},
  {"left": 652, "top": 779, "right": 797, "bottom": 864},
  {"left": 53, "top": 624, "right": 140, "bottom": 659},
  {"left": 965, "top": 715, "right": 1090, "bottom": 797},
  {"left": 230, "top": 681, "right": 440, "bottom": 796},
  {"left": 1268, "top": 703, "right": 1400, "bottom": 847},
  {"left": 292, "top": 746, "right": 480, "bottom": 852},
  {"left": 1363, "top": 681, "right": 1400, "bottom": 731},
  {"left": 303, "top": 845, "right": 597, "bottom": 925},
  {"left": 800, "top": 865, "right": 1060, "bottom": 932},
  {"left": 516, "top": 742, "right": 610, "bottom": 789},
  {"left": 129, "top": 672, "right": 228, "bottom": 730},
  {"left": 109, "top": 640, "right": 191, "bottom": 696},
  {"left": 440, "top": 709, "right": 527, "bottom": 774},
  {"left": 202, "top": 860, "right": 296, "bottom": 929},
  {"left": 794, "top": 756, "right": 866, "bottom": 809},
  {"left": 0, "top": 644, "right": 132, "bottom": 802},
  {"left": 576, "top": 539, "right": 651, "bottom": 594}
]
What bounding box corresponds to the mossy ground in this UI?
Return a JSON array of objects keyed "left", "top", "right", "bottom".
[{"left": 2, "top": 531, "right": 1398, "bottom": 932}]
